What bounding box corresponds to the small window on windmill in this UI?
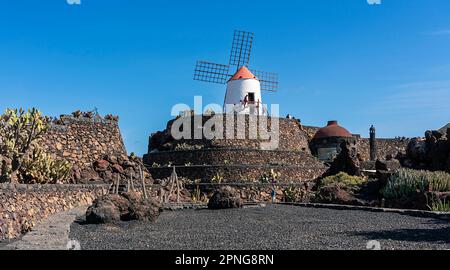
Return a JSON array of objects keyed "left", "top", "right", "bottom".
[{"left": 248, "top": 92, "right": 255, "bottom": 103}]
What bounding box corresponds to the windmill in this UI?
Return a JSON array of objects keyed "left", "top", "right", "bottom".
[{"left": 194, "top": 30, "right": 278, "bottom": 115}]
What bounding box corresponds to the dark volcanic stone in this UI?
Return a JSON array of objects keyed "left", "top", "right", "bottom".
[
  {"left": 325, "top": 141, "right": 361, "bottom": 177},
  {"left": 376, "top": 159, "right": 401, "bottom": 186},
  {"left": 86, "top": 196, "right": 122, "bottom": 224},
  {"left": 385, "top": 192, "right": 429, "bottom": 211},
  {"left": 94, "top": 160, "right": 110, "bottom": 172},
  {"left": 317, "top": 184, "right": 355, "bottom": 205},
  {"left": 122, "top": 192, "right": 162, "bottom": 222},
  {"left": 402, "top": 130, "right": 450, "bottom": 172},
  {"left": 85, "top": 192, "right": 162, "bottom": 224},
  {"left": 208, "top": 186, "right": 243, "bottom": 210},
  {"left": 112, "top": 164, "right": 124, "bottom": 174},
  {"left": 79, "top": 168, "right": 101, "bottom": 182}
]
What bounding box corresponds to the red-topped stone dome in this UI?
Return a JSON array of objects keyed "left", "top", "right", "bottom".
[{"left": 313, "top": 121, "right": 352, "bottom": 139}]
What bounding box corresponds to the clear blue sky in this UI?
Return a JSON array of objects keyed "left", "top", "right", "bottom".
[{"left": 1, "top": 0, "right": 450, "bottom": 155}]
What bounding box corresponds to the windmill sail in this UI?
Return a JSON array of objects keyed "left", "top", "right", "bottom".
[
  {"left": 193, "top": 30, "right": 279, "bottom": 92},
  {"left": 229, "top": 30, "right": 254, "bottom": 68},
  {"left": 193, "top": 61, "right": 230, "bottom": 84},
  {"left": 251, "top": 69, "right": 279, "bottom": 92}
]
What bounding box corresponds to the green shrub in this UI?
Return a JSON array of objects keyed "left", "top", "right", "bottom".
[
  {"left": 382, "top": 169, "right": 450, "bottom": 200},
  {"left": 321, "top": 172, "right": 366, "bottom": 188},
  {"left": 427, "top": 195, "right": 450, "bottom": 212},
  {"left": 21, "top": 147, "right": 72, "bottom": 184}
]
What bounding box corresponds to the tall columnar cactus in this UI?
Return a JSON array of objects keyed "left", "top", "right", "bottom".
[{"left": 0, "top": 108, "right": 50, "bottom": 183}]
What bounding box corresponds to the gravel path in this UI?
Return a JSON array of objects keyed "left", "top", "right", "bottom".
[
  {"left": 69, "top": 205, "right": 450, "bottom": 250},
  {"left": 2, "top": 206, "right": 87, "bottom": 250}
]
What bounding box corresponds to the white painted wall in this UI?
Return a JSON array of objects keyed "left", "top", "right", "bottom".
[{"left": 224, "top": 78, "right": 264, "bottom": 115}]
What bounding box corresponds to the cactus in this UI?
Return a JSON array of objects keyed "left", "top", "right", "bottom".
[
  {"left": 383, "top": 169, "right": 450, "bottom": 200},
  {"left": 259, "top": 169, "right": 281, "bottom": 183},
  {"left": 0, "top": 108, "right": 50, "bottom": 182},
  {"left": 211, "top": 172, "right": 224, "bottom": 184},
  {"left": 21, "top": 147, "right": 72, "bottom": 184}
]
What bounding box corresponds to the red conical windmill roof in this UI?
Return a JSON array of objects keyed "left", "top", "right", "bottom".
[{"left": 229, "top": 66, "right": 259, "bottom": 81}]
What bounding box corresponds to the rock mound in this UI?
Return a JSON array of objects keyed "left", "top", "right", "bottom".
[
  {"left": 324, "top": 141, "right": 361, "bottom": 177},
  {"left": 208, "top": 186, "right": 243, "bottom": 210},
  {"left": 74, "top": 154, "right": 153, "bottom": 184},
  {"left": 399, "top": 129, "right": 450, "bottom": 173},
  {"left": 86, "top": 192, "right": 162, "bottom": 224}
]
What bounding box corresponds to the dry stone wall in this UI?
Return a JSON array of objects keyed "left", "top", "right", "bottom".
[
  {"left": 146, "top": 149, "right": 324, "bottom": 167},
  {"left": 0, "top": 184, "right": 108, "bottom": 240},
  {"left": 149, "top": 115, "right": 310, "bottom": 152},
  {"left": 149, "top": 165, "right": 326, "bottom": 183},
  {"left": 357, "top": 138, "right": 410, "bottom": 161},
  {"left": 41, "top": 115, "right": 127, "bottom": 170}
]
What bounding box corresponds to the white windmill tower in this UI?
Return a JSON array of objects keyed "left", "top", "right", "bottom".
[{"left": 194, "top": 30, "right": 279, "bottom": 115}]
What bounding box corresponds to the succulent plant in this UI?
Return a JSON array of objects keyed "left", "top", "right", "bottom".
[
  {"left": 21, "top": 147, "right": 72, "bottom": 184},
  {"left": 0, "top": 108, "right": 50, "bottom": 182},
  {"left": 383, "top": 169, "right": 450, "bottom": 200}
]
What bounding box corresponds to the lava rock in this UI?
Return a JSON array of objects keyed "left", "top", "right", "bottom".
[
  {"left": 324, "top": 141, "right": 361, "bottom": 177},
  {"left": 376, "top": 159, "right": 401, "bottom": 186},
  {"left": 94, "top": 160, "right": 110, "bottom": 172},
  {"left": 385, "top": 192, "right": 429, "bottom": 210},
  {"left": 85, "top": 192, "right": 162, "bottom": 224},
  {"left": 316, "top": 184, "right": 355, "bottom": 205},
  {"left": 79, "top": 168, "right": 101, "bottom": 182},
  {"left": 86, "top": 195, "right": 124, "bottom": 224},
  {"left": 402, "top": 129, "right": 450, "bottom": 172},
  {"left": 112, "top": 164, "right": 124, "bottom": 174},
  {"left": 122, "top": 192, "right": 162, "bottom": 222},
  {"left": 208, "top": 186, "right": 243, "bottom": 210}
]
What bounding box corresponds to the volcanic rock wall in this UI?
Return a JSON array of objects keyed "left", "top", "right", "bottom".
[
  {"left": 0, "top": 184, "right": 108, "bottom": 240},
  {"left": 149, "top": 115, "right": 310, "bottom": 152},
  {"left": 357, "top": 138, "right": 410, "bottom": 161},
  {"left": 149, "top": 165, "right": 326, "bottom": 183},
  {"left": 41, "top": 115, "right": 127, "bottom": 170},
  {"left": 145, "top": 115, "right": 326, "bottom": 182},
  {"left": 147, "top": 149, "right": 322, "bottom": 167}
]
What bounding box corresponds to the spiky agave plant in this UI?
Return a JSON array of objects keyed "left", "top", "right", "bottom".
[{"left": 383, "top": 169, "right": 450, "bottom": 200}]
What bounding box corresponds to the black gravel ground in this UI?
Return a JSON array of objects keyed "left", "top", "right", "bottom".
[{"left": 69, "top": 205, "right": 450, "bottom": 250}]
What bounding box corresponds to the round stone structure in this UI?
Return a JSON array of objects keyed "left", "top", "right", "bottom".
[
  {"left": 144, "top": 115, "right": 327, "bottom": 183},
  {"left": 309, "top": 121, "right": 356, "bottom": 162}
]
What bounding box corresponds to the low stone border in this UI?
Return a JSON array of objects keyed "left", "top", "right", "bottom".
[
  {"left": 0, "top": 184, "right": 108, "bottom": 240},
  {"left": 163, "top": 203, "right": 208, "bottom": 211},
  {"left": 279, "top": 202, "right": 450, "bottom": 221},
  {"left": 163, "top": 202, "right": 450, "bottom": 221}
]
